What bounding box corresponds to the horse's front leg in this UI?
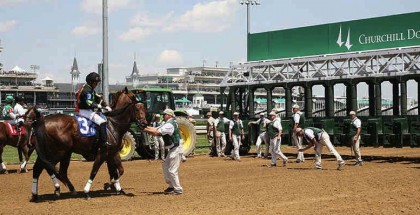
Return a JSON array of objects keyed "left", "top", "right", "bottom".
[
  {"left": 18, "top": 145, "right": 30, "bottom": 173},
  {"left": 83, "top": 149, "right": 107, "bottom": 199},
  {"left": 105, "top": 154, "right": 124, "bottom": 194},
  {"left": 30, "top": 157, "right": 44, "bottom": 202}
]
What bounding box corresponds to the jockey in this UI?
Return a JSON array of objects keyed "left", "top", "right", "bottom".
[
  {"left": 76, "top": 72, "right": 112, "bottom": 147},
  {"left": 13, "top": 96, "right": 27, "bottom": 131},
  {"left": 2, "top": 95, "right": 16, "bottom": 122}
]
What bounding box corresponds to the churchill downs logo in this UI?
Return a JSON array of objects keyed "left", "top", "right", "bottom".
[
  {"left": 337, "top": 24, "right": 420, "bottom": 50},
  {"left": 336, "top": 25, "right": 353, "bottom": 50}
]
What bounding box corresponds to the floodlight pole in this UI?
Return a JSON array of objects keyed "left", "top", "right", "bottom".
[{"left": 102, "top": 0, "right": 109, "bottom": 104}]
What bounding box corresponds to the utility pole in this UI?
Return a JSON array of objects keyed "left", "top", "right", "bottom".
[{"left": 102, "top": 0, "right": 109, "bottom": 103}]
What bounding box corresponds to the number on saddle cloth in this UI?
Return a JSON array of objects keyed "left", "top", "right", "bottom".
[{"left": 75, "top": 114, "right": 105, "bottom": 137}]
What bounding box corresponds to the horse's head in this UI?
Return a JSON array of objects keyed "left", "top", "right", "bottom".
[
  {"left": 24, "top": 105, "right": 43, "bottom": 127},
  {"left": 110, "top": 87, "right": 148, "bottom": 129}
]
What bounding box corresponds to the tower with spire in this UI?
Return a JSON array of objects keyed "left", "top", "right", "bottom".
[{"left": 70, "top": 57, "right": 81, "bottom": 93}]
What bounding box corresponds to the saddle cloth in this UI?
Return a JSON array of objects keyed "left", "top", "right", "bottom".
[
  {"left": 75, "top": 114, "right": 105, "bottom": 137},
  {"left": 4, "top": 122, "right": 26, "bottom": 136}
]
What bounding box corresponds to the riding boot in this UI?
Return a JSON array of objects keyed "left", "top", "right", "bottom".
[
  {"left": 16, "top": 121, "right": 23, "bottom": 132},
  {"left": 99, "top": 123, "right": 110, "bottom": 147}
]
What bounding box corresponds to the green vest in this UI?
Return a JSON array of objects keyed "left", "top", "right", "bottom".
[
  {"left": 267, "top": 121, "right": 279, "bottom": 139},
  {"left": 162, "top": 119, "right": 180, "bottom": 149},
  {"left": 349, "top": 118, "right": 358, "bottom": 136},
  {"left": 258, "top": 119, "right": 266, "bottom": 132},
  {"left": 2, "top": 104, "right": 13, "bottom": 120},
  {"left": 292, "top": 112, "right": 305, "bottom": 128},
  {"left": 306, "top": 127, "right": 323, "bottom": 141},
  {"left": 232, "top": 120, "right": 242, "bottom": 135},
  {"left": 217, "top": 118, "right": 225, "bottom": 132}
]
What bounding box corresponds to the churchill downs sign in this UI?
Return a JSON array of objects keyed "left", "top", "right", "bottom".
[{"left": 248, "top": 12, "right": 420, "bottom": 61}]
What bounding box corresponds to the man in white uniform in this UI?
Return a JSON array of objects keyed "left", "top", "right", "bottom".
[
  {"left": 229, "top": 112, "right": 244, "bottom": 160},
  {"left": 349, "top": 111, "right": 363, "bottom": 166},
  {"left": 144, "top": 109, "right": 183, "bottom": 195},
  {"left": 13, "top": 96, "right": 27, "bottom": 131},
  {"left": 297, "top": 127, "right": 345, "bottom": 170},
  {"left": 292, "top": 104, "right": 305, "bottom": 163},
  {"left": 267, "top": 111, "right": 288, "bottom": 167},
  {"left": 248, "top": 113, "right": 271, "bottom": 158},
  {"left": 213, "top": 111, "right": 231, "bottom": 157}
]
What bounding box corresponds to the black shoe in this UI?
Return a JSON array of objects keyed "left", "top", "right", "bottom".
[{"left": 164, "top": 187, "right": 174, "bottom": 194}]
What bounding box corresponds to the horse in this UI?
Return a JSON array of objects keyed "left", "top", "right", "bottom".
[
  {"left": 0, "top": 109, "right": 36, "bottom": 174},
  {"left": 29, "top": 88, "right": 147, "bottom": 202}
]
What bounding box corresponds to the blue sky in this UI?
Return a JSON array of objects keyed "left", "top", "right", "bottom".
[{"left": 1, "top": 0, "right": 420, "bottom": 92}]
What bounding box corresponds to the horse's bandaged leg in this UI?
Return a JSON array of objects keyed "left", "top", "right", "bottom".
[
  {"left": 51, "top": 174, "right": 60, "bottom": 188},
  {"left": 112, "top": 179, "right": 122, "bottom": 191},
  {"left": 0, "top": 162, "right": 6, "bottom": 170},
  {"left": 20, "top": 161, "right": 27, "bottom": 169},
  {"left": 32, "top": 178, "right": 38, "bottom": 194},
  {"left": 84, "top": 179, "right": 93, "bottom": 193}
]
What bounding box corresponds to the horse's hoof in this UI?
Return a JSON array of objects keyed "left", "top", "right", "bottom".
[
  {"left": 104, "top": 183, "right": 110, "bottom": 191},
  {"left": 70, "top": 190, "right": 77, "bottom": 196},
  {"left": 54, "top": 187, "right": 61, "bottom": 197},
  {"left": 84, "top": 193, "right": 91, "bottom": 200},
  {"left": 0, "top": 169, "right": 8, "bottom": 174},
  {"left": 30, "top": 194, "right": 39, "bottom": 203},
  {"left": 20, "top": 168, "right": 28, "bottom": 173},
  {"left": 117, "top": 189, "right": 126, "bottom": 195}
]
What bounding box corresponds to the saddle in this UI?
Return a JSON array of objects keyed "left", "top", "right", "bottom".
[
  {"left": 74, "top": 114, "right": 105, "bottom": 137},
  {"left": 3, "top": 122, "right": 26, "bottom": 136}
]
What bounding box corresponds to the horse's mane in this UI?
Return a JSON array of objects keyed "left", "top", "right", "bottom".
[{"left": 104, "top": 103, "right": 132, "bottom": 117}]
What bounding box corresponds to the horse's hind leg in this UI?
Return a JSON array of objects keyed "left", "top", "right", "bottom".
[
  {"left": 59, "top": 153, "right": 76, "bottom": 195},
  {"left": 30, "top": 157, "right": 44, "bottom": 202},
  {"left": 83, "top": 150, "right": 107, "bottom": 199},
  {"left": 0, "top": 146, "right": 7, "bottom": 174},
  {"left": 18, "top": 145, "right": 30, "bottom": 173}
]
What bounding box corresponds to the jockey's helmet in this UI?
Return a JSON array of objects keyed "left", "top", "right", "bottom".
[
  {"left": 5, "top": 95, "right": 14, "bottom": 104},
  {"left": 86, "top": 72, "right": 101, "bottom": 84}
]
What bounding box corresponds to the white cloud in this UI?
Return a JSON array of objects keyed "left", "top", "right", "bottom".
[
  {"left": 81, "top": 0, "right": 133, "bottom": 15},
  {"left": 119, "top": 27, "right": 153, "bottom": 41},
  {"left": 0, "top": 20, "right": 17, "bottom": 33},
  {"left": 72, "top": 25, "right": 100, "bottom": 37},
  {"left": 164, "top": 0, "right": 238, "bottom": 32},
  {"left": 156, "top": 50, "right": 184, "bottom": 67}
]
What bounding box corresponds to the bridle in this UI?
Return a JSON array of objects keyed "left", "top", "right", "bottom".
[{"left": 113, "top": 92, "right": 147, "bottom": 130}]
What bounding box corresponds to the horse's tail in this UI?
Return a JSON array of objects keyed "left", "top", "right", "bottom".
[{"left": 32, "top": 120, "right": 68, "bottom": 188}]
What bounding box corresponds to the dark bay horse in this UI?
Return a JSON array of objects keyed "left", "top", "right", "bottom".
[
  {"left": 29, "top": 88, "right": 147, "bottom": 202},
  {"left": 0, "top": 110, "right": 36, "bottom": 174}
]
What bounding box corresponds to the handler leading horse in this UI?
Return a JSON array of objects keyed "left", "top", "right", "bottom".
[{"left": 30, "top": 88, "right": 147, "bottom": 202}]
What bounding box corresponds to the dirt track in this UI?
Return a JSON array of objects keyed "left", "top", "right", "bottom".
[{"left": 1, "top": 146, "right": 420, "bottom": 215}]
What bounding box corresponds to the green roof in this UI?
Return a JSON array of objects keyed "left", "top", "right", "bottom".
[
  {"left": 131, "top": 88, "right": 173, "bottom": 93},
  {"left": 175, "top": 97, "right": 191, "bottom": 103}
]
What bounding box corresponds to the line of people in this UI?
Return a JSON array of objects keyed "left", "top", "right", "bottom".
[{"left": 206, "top": 104, "right": 364, "bottom": 170}]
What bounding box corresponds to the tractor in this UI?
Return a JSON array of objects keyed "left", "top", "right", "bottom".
[{"left": 118, "top": 88, "right": 197, "bottom": 160}]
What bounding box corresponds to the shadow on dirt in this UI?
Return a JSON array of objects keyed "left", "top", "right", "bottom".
[{"left": 31, "top": 189, "right": 136, "bottom": 203}]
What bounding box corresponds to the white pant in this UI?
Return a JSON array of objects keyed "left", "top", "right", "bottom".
[
  {"left": 215, "top": 131, "right": 227, "bottom": 156},
  {"left": 292, "top": 131, "right": 305, "bottom": 161},
  {"left": 231, "top": 134, "right": 241, "bottom": 160},
  {"left": 315, "top": 132, "right": 344, "bottom": 167},
  {"left": 255, "top": 132, "right": 270, "bottom": 157},
  {"left": 162, "top": 147, "right": 182, "bottom": 192},
  {"left": 153, "top": 136, "right": 165, "bottom": 159},
  {"left": 270, "top": 137, "right": 288, "bottom": 165},
  {"left": 78, "top": 109, "right": 106, "bottom": 125},
  {"left": 352, "top": 136, "right": 362, "bottom": 162}
]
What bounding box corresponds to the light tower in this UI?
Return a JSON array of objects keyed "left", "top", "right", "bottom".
[{"left": 240, "top": 0, "right": 260, "bottom": 35}]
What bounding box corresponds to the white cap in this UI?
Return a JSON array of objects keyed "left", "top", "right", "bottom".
[
  {"left": 292, "top": 104, "right": 300, "bottom": 109},
  {"left": 349, "top": 111, "right": 356, "bottom": 115},
  {"left": 295, "top": 128, "right": 303, "bottom": 133},
  {"left": 219, "top": 111, "right": 224, "bottom": 115},
  {"left": 155, "top": 114, "right": 161, "bottom": 118},
  {"left": 233, "top": 112, "right": 239, "bottom": 116},
  {"left": 259, "top": 112, "right": 265, "bottom": 116},
  {"left": 269, "top": 111, "right": 276, "bottom": 116},
  {"left": 163, "top": 108, "right": 175, "bottom": 116}
]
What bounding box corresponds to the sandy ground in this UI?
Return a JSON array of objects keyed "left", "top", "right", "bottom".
[{"left": 0, "top": 146, "right": 419, "bottom": 215}]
